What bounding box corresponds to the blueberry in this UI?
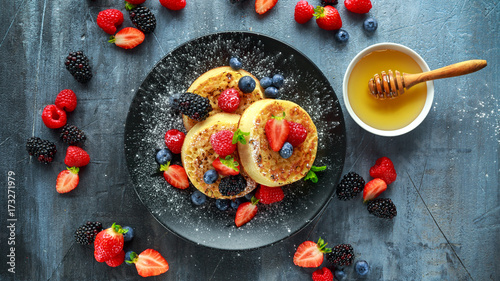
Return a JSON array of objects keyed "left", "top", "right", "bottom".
[
  {"left": 260, "top": 77, "right": 273, "bottom": 89},
  {"left": 279, "top": 142, "right": 293, "bottom": 159},
  {"left": 264, "top": 86, "right": 279, "bottom": 99},
  {"left": 272, "top": 74, "right": 284, "bottom": 88},
  {"left": 191, "top": 190, "right": 207, "bottom": 206},
  {"left": 335, "top": 29, "right": 349, "bottom": 43},
  {"left": 122, "top": 226, "right": 134, "bottom": 242},
  {"left": 355, "top": 260, "right": 370, "bottom": 276},
  {"left": 363, "top": 17, "right": 378, "bottom": 33},
  {"left": 244, "top": 191, "right": 256, "bottom": 201},
  {"left": 215, "top": 199, "right": 230, "bottom": 211},
  {"left": 229, "top": 57, "right": 242, "bottom": 70},
  {"left": 156, "top": 148, "right": 173, "bottom": 165},
  {"left": 125, "top": 251, "right": 135, "bottom": 265},
  {"left": 230, "top": 198, "right": 243, "bottom": 209},
  {"left": 203, "top": 169, "right": 219, "bottom": 184},
  {"left": 334, "top": 269, "right": 346, "bottom": 280},
  {"left": 238, "top": 76, "right": 256, "bottom": 93}
]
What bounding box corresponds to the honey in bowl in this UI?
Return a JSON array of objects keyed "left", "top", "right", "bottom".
[{"left": 347, "top": 49, "right": 428, "bottom": 131}]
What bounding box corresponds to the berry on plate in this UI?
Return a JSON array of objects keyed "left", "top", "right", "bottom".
[
  {"left": 312, "top": 267, "right": 334, "bottom": 281},
  {"left": 326, "top": 243, "right": 354, "bottom": 266},
  {"left": 238, "top": 76, "right": 256, "bottom": 93},
  {"left": 178, "top": 92, "right": 212, "bottom": 121},
  {"left": 219, "top": 174, "right": 246, "bottom": 197},
  {"left": 215, "top": 199, "right": 230, "bottom": 211},
  {"left": 369, "top": 156, "right": 397, "bottom": 184},
  {"left": 260, "top": 77, "right": 273, "bottom": 88},
  {"left": 74, "top": 221, "right": 103, "bottom": 245},
  {"left": 229, "top": 57, "right": 242, "bottom": 70},
  {"left": 97, "top": 9, "right": 124, "bottom": 35},
  {"left": 60, "top": 124, "right": 86, "bottom": 145},
  {"left": 65, "top": 51, "right": 92, "bottom": 84},
  {"left": 336, "top": 172, "right": 364, "bottom": 200},
  {"left": 272, "top": 74, "right": 284, "bottom": 88},
  {"left": 286, "top": 121, "right": 307, "bottom": 147},
  {"left": 255, "top": 185, "right": 284, "bottom": 204},
  {"left": 264, "top": 86, "right": 279, "bottom": 99},
  {"left": 367, "top": 198, "right": 397, "bottom": 219},
  {"left": 334, "top": 29, "right": 349, "bottom": 43},
  {"left": 279, "top": 142, "right": 293, "bottom": 159},
  {"left": 55, "top": 89, "right": 77, "bottom": 112},
  {"left": 160, "top": 162, "right": 190, "bottom": 189},
  {"left": 106, "top": 250, "right": 125, "bottom": 267},
  {"left": 64, "top": 146, "right": 90, "bottom": 167},
  {"left": 94, "top": 223, "right": 127, "bottom": 263},
  {"left": 211, "top": 130, "right": 237, "bottom": 157},
  {"left": 293, "top": 237, "right": 331, "bottom": 268},
  {"left": 265, "top": 112, "right": 290, "bottom": 152},
  {"left": 218, "top": 88, "right": 240, "bottom": 113},
  {"left": 255, "top": 0, "right": 278, "bottom": 15},
  {"left": 235, "top": 196, "right": 259, "bottom": 227},
  {"left": 294, "top": 1, "right": 314, "bottom": 24},
  {"left": 363, "top": 17, "right": 378, "bottom": 32},
  {"left": 26, "top": 137, "right": 57, "bottom": 164},
  {"left": 127, "top": 6, "right": 156, "bottom": 34},
  {"left": 344, "top": 0, "right": 372, "bottom": 14},
  {"left": 313, "top": 5, "right": 342, "bottom": 30},
  {"left": 355, "top": 260, "right": 370, "bottom": 276},
  {"left": 212, "top": 156, "right": 240, "bottom": 176},
  {"left": 164, "top": 129, "right": 185, "bottom": 154},
  {"left": 191, "top": 190, "right": 207, "bottom": 205},
  {"left": 56, "top": 167, "right": 79, "bottom": 194},
  {"left": 203, "top": 169, "right": 219, "bottom": 184},
  {"left": 127, "top": 249, "right": 169, "bottom": 277},
  {"left": 42, "top": 104, "right": 67, "bottom": 129},
  {"left": 155, "top": 148, "right": 173, "bottom": 165},
  {"left": 159, "top": 0, "right": 186, "bottom": 10},
  {"left": 108, "top": 27, "right": 145, "bottom": 49},
  {"left": 363, "top": 178, "right": 387, "bottom": 202}
]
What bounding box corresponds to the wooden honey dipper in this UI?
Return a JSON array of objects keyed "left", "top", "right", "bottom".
[{"left": 368, "top": 59, "right": 487, "bottom": 99}]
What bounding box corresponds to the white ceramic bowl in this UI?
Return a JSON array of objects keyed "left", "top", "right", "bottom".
[{"left": 343, "top": 43, "right": 434, "bottom": 137}]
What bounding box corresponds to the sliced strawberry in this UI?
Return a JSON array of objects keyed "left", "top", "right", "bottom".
[
  {"left": 105, "top": 250, "right": 125, "bottom": 267},
  {"left": 108, "top": 27, "right": 145, "bottom": 49},
  {"left": 212, "top": 156, "right": 240, "bottom": 176},
  {"left": 255, "top": 0, "right": 278, "bottom": 15},
  {"left": 363, "top": 178, "right": 387, "bottom": 203},
  {"left": 55, "top": 167, "right": 79, "bottom": 194},
  {"left": 293, "top": 238, "right": 331, "bottom": 268},
  {"left": 255, "top": 185, "right": 284, "bottom": 204},
  {"left": 265, "top": 112, "right": 290, "bottom": 152},
  {"left": 94, "top": 223, "right": 126, "bottom": 263},
  {"left": 160, "top": 163, "right": 189, "bottom": 189},
  {"left": 235, "top": 197, "right": 259, "bottom": 227},
  {"left": 129, "top": 249, "right": 169, "bottom": 277}
]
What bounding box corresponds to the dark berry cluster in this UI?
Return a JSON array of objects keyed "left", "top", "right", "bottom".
[
  {"left": 218, "top": 175, "right": 246, "bottom": 196},
  {"left": 65, "top": 51, "right": 92, "bottom": 83},
  {"left": 178, "top": 92, "right": 212, "bottom": 121},
  {"left": 327, "top": 244, "right": 355, "bottom": 266},
  {"left": 367, "top": 198, "right": 397, "bottom": 219},
  {"left": 321, "top": 0, "right": 338, "bottom": 5},
  {"left": 74, "top": 221, "right": 103, "bottom": 245},
  {"left": 129, "top": 6, "right": 156, "bottom": 33},
  {"left": 336, "top": 172, "right": 365, "bottom": 200},
  {"left": 26, "top": 137, "right": 57, "bottom": 164},
  {"left": 60, "top": 124, "right": 86, "bottom": 145}
]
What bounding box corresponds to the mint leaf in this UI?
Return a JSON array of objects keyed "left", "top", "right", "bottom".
[
  {"left": 232, "top": 129, "right": 250, "bottom": 145},
  {"left": 311, "top": 165, "right": 327, "bottom": 172},
  {"left": 304, "top": 171, "right": 318, "bottom": 183}
]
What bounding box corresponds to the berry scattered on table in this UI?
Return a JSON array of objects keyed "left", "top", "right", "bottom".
[
  {"left": 255, "top": 0, "right": 278, "bottom": 15},
  {"left": 94, "top": 223, "right": 127, "bottom": 263},
  {"left": 363, "top": 17, "right": 378, "bottom": 32},
  {"left": 64, "top": 146, "right": 90, "bottom": 167},
  {"left": 191, "top": 190, "right": 207, "bottom": 205},
  {"left": 334, "top": 29, "right": 349, "bottom": 43},
  {"left": 26, "top": 137, "right": 57, "bottom": 164},
  {"left": 314, "top": 5, "right": 342, "bottom": 31},
  {"left": 65, "top": 51, "right": 92, "bottom": 83},
  {"left": 255, "top": 185, "right": 284, "bottom": 204},
  {"left": 229, "top": 57, "right": 242, "bottom": 70},
  {"left": 363, "top": 178, "right": 387, "bottom": 202},
  {"left": 336, "top": 172, "right": 364, "bottom": 200},
  {"left": 60, "top": 124, "right": 86, "bottom": 145},
  {"left": 286, "top": 121, "right": 307, "bottom": 147},
  {"left": 218, "top": 88, "right": 241, "bottom": 113},
  {"left": 159, "top": 0, "right": 186, "bottom": 10},
  {"left": 265, "top": 112, "right": 290, "bottom": 152},
  {"left": 219, "top": 174, "right": 246, "bottom": 196},
  {"left": 279, "top": 142, "right": 293, "bottom": 158},
  {"left": 334, "top": 269, "right": 346, "bottom": 280},
  {"left": 367, "top": 198, "right": 397, "bottom": 219},
  {"left": 264, "top": 86, "right": 279, "bottom": 99},
  {"left": 42, "top": 104, "right": 67, "bottom": 129},
  {"left": 260, "top": 77, "right": 273, "bottom": 88},
  {"left": 203, "top": 169, "right": 219, "bottom": 184},
  {"left": 355, "top": 260, "right": 370, "bottom": 276},
  {"left": 369, "top": 156, "right": 397, "bottom": 184},
  {"left": 127, "top": 6, "right": 156, "bottom": 34},
  {"left": 293, "top": 237, "right": 332, "bottom": 268},
  {"left": 109, "top": 27, "right": 145, "bottom": 49},
  {"left": 272, "top": 74, "right": 284, "bottom": 88},
  {"left": 155, "top": 148, "right": 173, "bottom": 165},
  {"left": 235, "top": 196, "right": 259, "bottom": 227},
  {"left": 56, "top": 167, "right": 80, "bottom": 193},
  {"left": 55, "top": 89, "right": 77, "bottom": 112},
  {"left": 321, "top": 0, "right": 338, "bottom": 5},
  {"left": 125, "top": 0, "right": 146, "bottom": 4},
  {"left": 160, "top": 163, "right": 190, "bottom": 189},
  {"left": 74, "top": 221, "right": 103, "bottom": 245},
  {"left": 164, "top": 129, "right": 185, "bottom": 154},
  {"left": 122, "top": 226, "right": 134, "bottom": 242},
  {"left": 230, "top": 0, "right": 248, "bottom": 3},
  {"left": 127, "top": 249, "right": 169, "bottom": 277},
  {"left": 125, "top": 250, "right": 135, "bottom": 265},
  {"left": 97, "top": 9, "right": 124, "bottom": 35},
  {"left": 327, "top": 243, "right": 354, "bottom": 266},
  {"left": 211, "top": 130, "right": 237, "bottom": 157},
  {"left": 178, "top": 92, "right": 212, "bottom": 121},
  {"left": 312, "top": 267, "right": 334, "bottom": 281},
  {"left": 106, "top": 250, "right": 125, "bottom": 267},
  {"left": 344, "top": 0, "right": 372, "bottom": 14},
  {"left": 294, "top": 1, "right": 314, "bottom": 24},
  {"left": 238, "top": 76, "right": 256, "bottom": 93},
  {"left": 215, "top": 199, "right": 230, "bottom": 211},
  {"left": 212, "top": 156, "right": 240, "bottom": 176}
]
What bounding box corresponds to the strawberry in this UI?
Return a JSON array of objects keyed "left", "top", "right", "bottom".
[
  {"left": 265, "top": 112, "right": 289, "bottom": 152},
  {"left": 127, "top": 249, "right": 169, "bottom": 277},
  {"left": 125, "top": 0, "right": 146, "bottom": 4},
  {"left": 64, "top": 146, "right": 90, "bottom": 167},
  {"left": 210, "top": 130, "right": 236, "bottom": 157},
  {"left": 55, "top": 167, "right": 79, "bottom": 194},
  {"left": 235, "top": 197, "right": 259, "bottom": 227},
  {"left": 94, "top": 223, "right": 127, "bottom": 263},
  {"left": 55, "top": 89, "right": 77, "bottom": 112},
  {"left": 344, "top": 0, "right": 372, "bottom": 14},
  {"left": 313, "top": 6, "right": 342, "bottom": 30},
  {"left": 369, "top": 157, "right": 397, "bottom": 184},
  {"left": 255, "top": 185, "right": 284, "bottom": 204},
  {"left": 108, "top": 27, "right": 145, "bottom": 49},
  {"left": 105, "top": 250, "right": 125, "bottom": 267},
  {"left": 363, "top": 178, "right": 387, "bottom": 203},
  {"left": 164, "top": 129, "right": 185, "bottom": 154},
  {"left": 212, "top": 156, "right": 240, "bottom": 176},
  {"left": 293, "top": 238, "right": 331, "bottom": 268},
  {"left": 255, "top": 0, "right": 278, "bottom": 15},
  {"left": 294, "top": 0, "right": 314, "bottom": 24},
  {"left": 218, "top": 88, "right": 240, "bottom": 113},
  {"left": 42, "top": 104, "right": 67, "bottom": 129},
  {"left": 97, "top": 9, "right": 124, "bottom": 35},
  {"left": 160, "top": 163, "right": 189, "bottom": 189},
  {"left": 312, "top": 267, "right": 334, "bottom": 281},
  {"left": 286, "top": 121, "right": 307, "bottom": 146},
  {"left": 159, "top": 0, "right": 186, "bottom": 10}
]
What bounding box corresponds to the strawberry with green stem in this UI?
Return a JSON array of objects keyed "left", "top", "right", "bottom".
[
  {"left": 293, "top": 237, "right": 332, "bottom": 268},
  {"left": 94, "top": 223, "right": 128, "bottom": 263},
  {"left": 160, "top": 162, "right": 189, "bottom": 189},
  {"left": 212, "top": 156, "right": 240, "bottom": 176},
  {"left": 235, "top": 197, "right": 259, "bottom": 227},
  {"left": 265, "top": 112, "right": 290, "bottom": 152}
]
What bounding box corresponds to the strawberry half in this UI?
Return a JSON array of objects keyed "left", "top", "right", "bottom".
[
  {"left": 293, "top": 237, "right": 331, "bottom": 268},
  {"left": 265, "top": 112, "right": 289, "bottom": 152},
  {"left": 94, "top": 223, "right": 126, "bottom": 263},
  {"left": 369, "top": 156, "right": 397, "bottom": 184},
  {"left": 314, "top": 5, "right": 342, "bottom": 30},
  {"left": 363, "top": 178, "right": 387, "bottom": 203},
  {"left": 255, "top": 185, "right": 284, "bottom": 204},
  {"left": 212, "top": 156, "right": 240, "bottom": 176},
  {"left": 108, "top": 27, "right": 145, "bottom": 49},
  {"left": 255, "top": 0, "right": 278, "bottom": 15},
  {"left": 235, "top": 197, "right": 259, "bottom": 227},
  {"left": 127, "top": 249, "right": 169, "bottom": 277},
  {"left": 55, "top": 167, "right": 79, "bottom": 194},
  {"left": 160, "top": 162, "right": 189, "bottom": 189}
]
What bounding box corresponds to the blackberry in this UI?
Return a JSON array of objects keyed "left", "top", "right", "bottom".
[
  {"left": 128, "top": 6, "right": 156, "bottom": 34},
  {"left": 367, "top": 198, "right": 397, "bottom": 219},
  {"left": 60, "top": 124, "right": 86, "bottom": 145},
  {"left": 65, "top": 51, "right": 92, "bottom": 83},
  {"left": 74, "top": 221, "right": 103, "bottom": 245},
  {"left": 336, "top": 172, "right": 365, "bottom": 200},
  {"left": 26, "top": 137, "right": 57, "bottom": 164},
  {"left": 218, "top": 175, "right": 246, "bottom": 196},
  {"left": 178, "top": 92, "right": 212, "bottom": 121},
  {"left": 229, "top": 0, "right": 248, "bottom": 3},
  {"left": 327, "top": 244, "right": 355, "bottom": 266},
  {"left": 321, "top": 0, "right": 338, "bottom": 5}
]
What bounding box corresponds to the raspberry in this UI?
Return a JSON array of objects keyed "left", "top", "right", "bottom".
[
  {"left": 164, "top": 129, "right": 185, "bottom": 154},
  {"left": 26, "top": 137, "right": 57, "bottom": 164},
  {"left": 210, "top": 130, "right": 236, "bottom": 158},
  {"left": 255, "top": 185, "right": 284, "bottom": 204},
  {"left": 64, "top": 146, "right": 90, "bottom": 167},
  {"left": 42, "top": 105, "right": 67, "bottom": 129},
  {"left": 369, "top": 157, "right": 397, "bottom": 184},
  {"left": 286, "top": 121, "right": 307, "bottom": 147},
  {"left": 294, "top": 1, "right": 314, "bottom": 24},
  {"left": 55, "top": 89, "right": 77, "bottom": 112},
  {"left": 96, "top": 9, "right": 124, "bottom": 34},
  {"left": 218, "top": 88, "right": 240, "bottom": 113},
  {"left": 159, "top": 0, "right": 186, "bottom": 10},
  {"left": 344, "top": 0, "right": 372, "bottom": 14},
  {"left": 312, "top": 267, "right": 334, "bottom": 281}
]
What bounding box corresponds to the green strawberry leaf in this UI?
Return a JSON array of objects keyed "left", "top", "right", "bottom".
[
  {"left": 271, "top": 112, "right": 286, "bottom": 121},
  {"left": 220, "top": 156, "right": 239, "bottom": 172}
]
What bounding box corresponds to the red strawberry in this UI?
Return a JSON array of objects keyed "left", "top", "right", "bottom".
[
  {"left": 164, "top": 129, "right": 185, "bottom": 154},
  {"left": 210, "top": 130, "right": 236, "bottom": 157},
  {"left": 255, "top": 185, "right": 284, "bottom": 204},
  {"left": 294, "top": 0, "right": 314, "bottom": 24},
  {"left": 160, "top": 163, "right": 189, "bottom": 189},
  {"left": 218, "top": 88, "right": 240, "bottom": 113},
  {"left": 235, "top": 197, "right": 259, "bottom": 227},
  {"left": 313, "top": 5, "right": 342, "bottom": 30},
  {"left": 159, "top": 0, "right": 186, "bottom": 10},
  {"left": 363, "top": 178, "right": 387, "bottom": 203},
  {"left": 369, "top": 157, "right": 397, "bottom": 184},
  {"left": 55, "top": 89, "right": 77, "bottom": 112},
  {"left": 108, "top": 27, "right": 145, "bottom": 49},
  {"left": 105, "top": 250, "right": 125, "bottom": 267},
  {"left": 344, "top": 0, "right": 372, "bottom": 14},
  {"left": 212, "top": 156, "right": 240, "bottom": 176},
  {"left": 255, "top": 0, "right": 278, "bottom": 15},
  {"left": 97, "top": 9, "right": 124, "bottom": 35},
  {"left": 128, "top": 249, "right": 169, "bottom": 277},
  {"left": 94, "top": 223, "right": 126, "bottom": 263},
  {"left": 265, "top": 112, "right": 290, "bottom": 152},
  {"left": 125, "top": 0, "right": 146, "bottom": 4},
  {"left": 55, "top": 167, "right": 79, "bottom": 194},
  {"left": 312, "top": 267, "right": 334, "bottom": 281},
  {"left": 293, "top": 238, "right": 331, "bottom": 268},
  {"left": 286, "top": 121, "right": 307, "bottom": 147},
  {"left": 42, "top": 104, "right": 67, "bottom": 129},
  {"left": 64, "top": 146, "right": 90, "bottom": 167}
]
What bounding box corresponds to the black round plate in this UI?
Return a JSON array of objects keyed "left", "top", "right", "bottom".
[{"left": 124, "top": 32, "right": 346, "bottom": 250}]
